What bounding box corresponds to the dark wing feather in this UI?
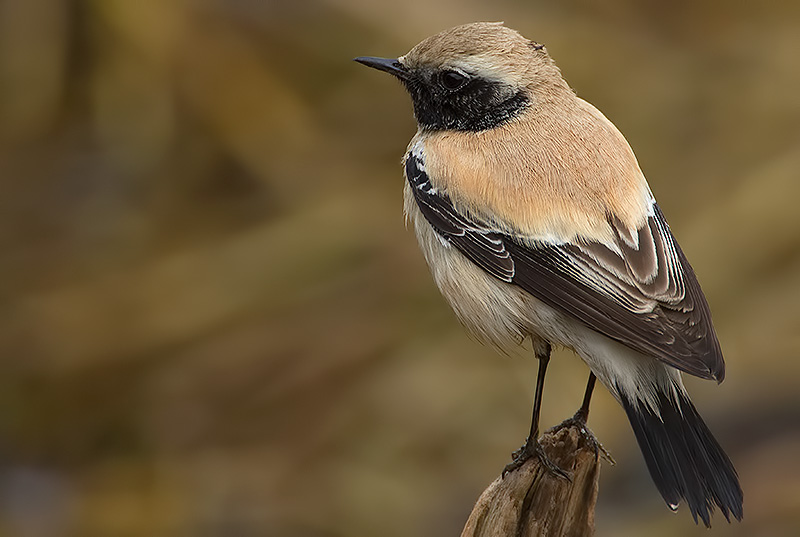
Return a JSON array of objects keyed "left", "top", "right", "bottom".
[
  {"left": 405, "top": 153, "right": 724, "bottom": 381},
  {"left": 406, "top": 152, "right": 514, "bottom": 282}
]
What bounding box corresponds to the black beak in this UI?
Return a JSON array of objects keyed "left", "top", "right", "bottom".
[{"left": 354, "top": 56, "right": 409, "bottom": 80}]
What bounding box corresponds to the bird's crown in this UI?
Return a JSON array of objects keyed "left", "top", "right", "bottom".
[{"left": 400, "top": 22, "right": 555, "bottom": 88}]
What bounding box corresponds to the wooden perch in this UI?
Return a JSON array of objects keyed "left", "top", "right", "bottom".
[{"left": 461, "top": 422, "right": 602, "bottom": 537}]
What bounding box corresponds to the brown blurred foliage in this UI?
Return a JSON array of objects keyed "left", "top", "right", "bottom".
[{"left": 0, "top": 1, "right": 799, "bottom": 536}]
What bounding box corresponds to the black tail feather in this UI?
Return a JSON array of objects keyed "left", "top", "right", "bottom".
[{"left": 620, "top": 387, "right": 743, "bottom": 526}]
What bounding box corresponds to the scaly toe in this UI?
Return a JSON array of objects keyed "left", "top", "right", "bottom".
[
  {"left": 549, "top": 416, "right": 615, "bottom": 466},
  {"left": 502, "top": 436, "right": 572, "bottom": 481}
]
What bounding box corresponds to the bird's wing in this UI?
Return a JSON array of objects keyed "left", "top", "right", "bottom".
[{"left": 405, "top": 152, "right": 724, "bottom": 381}]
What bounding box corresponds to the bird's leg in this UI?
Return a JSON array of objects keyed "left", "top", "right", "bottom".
[
  {"left": 574, "top": 371, "right": 596, "bottom": 423},
  {"left": 502, "top": 341, "right": 570, "bottom": 480},
  {"left": 549, "top": 372, "right": 615, "bottom": 464}
]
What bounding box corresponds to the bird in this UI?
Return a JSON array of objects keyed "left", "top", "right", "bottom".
[{"left": 355, "top": 22, "right": 743, "bottom": 526}]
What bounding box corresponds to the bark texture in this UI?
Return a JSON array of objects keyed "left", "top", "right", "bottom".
[{"left": 461, "top": 423, "right": 601, "bottom": 537}]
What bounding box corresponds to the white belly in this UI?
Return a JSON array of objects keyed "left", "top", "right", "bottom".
[{"left": 404, "top": 182, "right": 571, "bottom": 349}]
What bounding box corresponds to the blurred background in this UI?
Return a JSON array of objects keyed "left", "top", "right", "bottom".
[{"left": 1, "top": 0, "right": 799, "bottom": 536}]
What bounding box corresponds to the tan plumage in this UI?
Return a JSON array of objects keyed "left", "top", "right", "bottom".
[
  {"left": 357, "top": 21, "right": 742, "bottom": 526},
  {"left": 417, "top": 101, "right": 651, "bottom": 245},
  {"left": 404, "top": 23, "right": 651, "bottom": 243}
]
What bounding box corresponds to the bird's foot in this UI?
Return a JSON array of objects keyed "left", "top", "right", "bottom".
[
  {"left": 548, "top": 411, "right": 615, "bottom": 465},
  {"left": 502, "top": 435, "right": 571, "bottom": 481}
]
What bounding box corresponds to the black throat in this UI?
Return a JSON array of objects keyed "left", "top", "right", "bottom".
[{"left": 403, "top": 75, "right": 529, "bottom": 132}]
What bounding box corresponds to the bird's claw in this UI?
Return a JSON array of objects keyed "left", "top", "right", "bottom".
[
  {"left": 502, "top": 436, "right": 572, "bottom": 481},
  {"left": 548, "top": 413, "right": 615, "bottom": 465}
]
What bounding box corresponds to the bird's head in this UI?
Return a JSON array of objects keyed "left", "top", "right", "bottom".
[{"left": 355, "top": 22, "right": 569, "bottom": 132}]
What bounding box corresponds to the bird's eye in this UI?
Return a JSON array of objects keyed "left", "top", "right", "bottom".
[{"left": 439, "top": 70, "right": 469, "bottom": 91}]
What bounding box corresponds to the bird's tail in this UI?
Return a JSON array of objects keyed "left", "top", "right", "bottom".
[{"left": 619, "top": 385, "right": 743, "bottom": 526}]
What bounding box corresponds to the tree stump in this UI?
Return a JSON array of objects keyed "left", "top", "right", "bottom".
[{"left": 461, "top": 422, "right": 602, "bottom": 537}]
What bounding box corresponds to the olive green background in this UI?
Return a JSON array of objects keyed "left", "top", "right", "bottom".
[{"left": 1, "top": 1, "right": 798, "bottom": 536}]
